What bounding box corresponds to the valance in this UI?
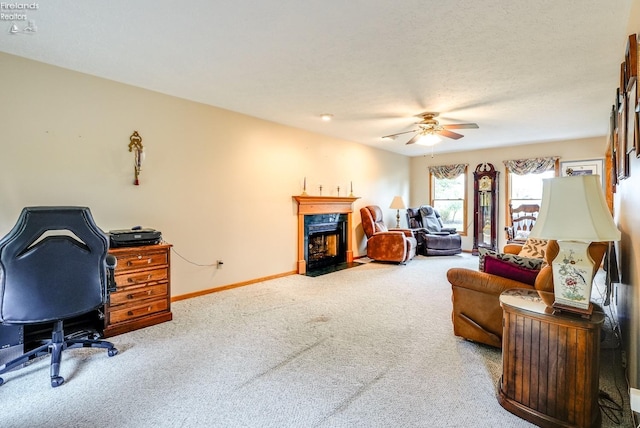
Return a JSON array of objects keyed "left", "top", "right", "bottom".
[
  {"left": 428, "top": 164, "right": 468, "bottom": 179},
  {"left": 502, "top": 157, "right": 558, "bottom": 175}
]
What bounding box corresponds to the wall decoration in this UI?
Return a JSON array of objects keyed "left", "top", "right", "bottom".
[
  {"left": 618, "top": 84, "right": 629, "bottom": 180},
  {"left": 609, "top": 104, "right": 618, "bottom": 191},
  {"left": 625, "top": 34, "right": 638, "bottom": 91},
  {"left": 627, "top": 80, "right": 637, "bottom": 155},
  {"left": 560, "top": 158, "right": 604, "bottom": 187}
]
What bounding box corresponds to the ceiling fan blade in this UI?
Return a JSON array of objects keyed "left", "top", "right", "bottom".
[
  {"left": 438, "top": 129, "right": 464, "bottom": 140},
  {"left": 405, "top": 134, "right": 421, "bottom": 145},
  {"left": 382, "top": 129, "right": 418, "bottom": 139},
  {"left": 442, "top": 123, "right": 479, "bottom": 129}
]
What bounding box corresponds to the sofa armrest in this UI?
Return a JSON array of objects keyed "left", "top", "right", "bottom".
[
  {"left": 370, "top": 231, "right": 407, "bottom": 245},
  {"left": 447, "top": 267, "right": 535, "bottom": 296},
  {"left": 503, "top": 243, "right": 524, "bottom": 255}
]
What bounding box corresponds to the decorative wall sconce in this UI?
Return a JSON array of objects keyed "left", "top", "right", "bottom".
[{"left": 128, "top": 131, "right": 145, "bottom": 185}]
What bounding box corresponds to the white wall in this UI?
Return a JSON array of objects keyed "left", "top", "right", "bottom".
[
  {"left": 615, "top": 0, "right": 640, "bottom": 391},
  {"left": 409, "top": 137, "right": 606, "bottom": 251},
  {"left": 0, "top": 52, "right": 409, "bottom": 298}
]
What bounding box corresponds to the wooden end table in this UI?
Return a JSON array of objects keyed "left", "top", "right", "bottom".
[{"left": 498, "top": 289, "right": 604, "bottom": 428}]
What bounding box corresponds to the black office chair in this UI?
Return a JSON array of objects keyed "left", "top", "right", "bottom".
[{"left": 0, "top": 207, "right": 118, "bottom": 387}]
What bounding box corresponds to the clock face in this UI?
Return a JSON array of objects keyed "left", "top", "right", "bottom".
[{"left": 479, "top": 176, "right": 492, "bottom": 191}]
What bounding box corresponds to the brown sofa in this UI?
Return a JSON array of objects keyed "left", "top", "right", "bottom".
[
  {"left": 360, "top": 205, "right": 417, "bottom": 263},
  {"left": 447, "top": 240, "right": 608, "bottom": 348}
]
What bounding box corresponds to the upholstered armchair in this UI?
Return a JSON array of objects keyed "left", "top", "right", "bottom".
[
  {"left": 447, "top": 240, "right": 608, "bottom": 348},
  {"left": 406, "top": 206, "right": 462, "bottom": 256},
  {"left": 360, "top": 205, "right": 417, "bottom": 263}
]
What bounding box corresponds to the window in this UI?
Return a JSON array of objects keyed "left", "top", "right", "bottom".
[
  {"left": 509, "top": 169, "right": 556, "bottom": 207},
  {"left": 430, "top": 169, "right": 467, "bottom": 234}
]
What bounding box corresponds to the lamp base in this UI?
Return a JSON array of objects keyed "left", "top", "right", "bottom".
[
  {"left": 552, "top": 240, "right": 595, "bottom": 312},
  {"left": 552, "top": 301, "right": 594, "bottom": 319}
]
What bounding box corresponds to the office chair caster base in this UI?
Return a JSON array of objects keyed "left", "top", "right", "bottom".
[
  {"left": 51, "top": 376, "right": 64, "bottom": 387},
  {"left": 108, "top": 348, "right": 118, "bottom": 357}
]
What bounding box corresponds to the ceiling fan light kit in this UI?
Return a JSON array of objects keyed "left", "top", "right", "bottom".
[{"left": 382, "top": 112, "right": 478, "bottom": 146}]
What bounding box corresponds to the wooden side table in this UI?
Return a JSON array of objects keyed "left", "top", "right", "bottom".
[
  {"left": 104, "top": 243, "right": 173, "bottom": 337},
  {"left": 498, "top": 289, "right": 604, "bottom": 428}
]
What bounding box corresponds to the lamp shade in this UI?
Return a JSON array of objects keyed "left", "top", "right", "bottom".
[
  {"left": 529, "top": 175, "right": 620, "bottom": 242},
  {"left": 389, "top": 196, "right": 406, "bottom": 210}
]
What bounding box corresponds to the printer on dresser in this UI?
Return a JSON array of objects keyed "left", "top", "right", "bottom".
[{"left": 104, "top": 243, "right": 173, "bottom": 337}]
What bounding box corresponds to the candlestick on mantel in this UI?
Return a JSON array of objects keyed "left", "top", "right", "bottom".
[
  {"left": 301, "top": 177, "right": 307, "bottom": 195},
  {"left": 337, "top": 185, "right": 340, "bottom": 196},
  {"left": 349, "top": 181, "right": 354, "bottom": 197}
]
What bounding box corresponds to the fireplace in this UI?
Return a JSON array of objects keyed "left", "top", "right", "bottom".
[
  {"left": 293, "top": 195, "right": 359, "bottom": 275},
  {"left": 305, "top": 214, "right": 347, "bottom": 272}
]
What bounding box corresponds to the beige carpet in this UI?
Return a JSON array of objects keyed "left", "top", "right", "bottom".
[{"left": 0, "top": 254, "right": 633, "bottom": 427}]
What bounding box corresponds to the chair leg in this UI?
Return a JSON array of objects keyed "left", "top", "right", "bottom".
[
  {"left": 66, "top": 338, "right": 119, "bottom": 357},
  {"left": 49, "top": 320, "right": 65, "bottom": 387}
]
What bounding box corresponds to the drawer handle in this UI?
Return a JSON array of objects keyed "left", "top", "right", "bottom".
[
  {"left": 126, "top": 290, "right": 153, "bottom": 299},
  {"left": 126, "top": 306, "right": 153, "bottom": 316},
  {"left": 127, "top": 274, "right": 153, "bottom": 283},
  {"left": 126, "top": 258, "right": 153, "bottom": 267}
]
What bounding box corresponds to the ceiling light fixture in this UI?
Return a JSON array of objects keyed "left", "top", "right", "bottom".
[
  {"left": 320, "top": 114, "right": 333, "bottom": 121},
  {"left": 415, "top": 132, "right": 442, "bottom": 146}
]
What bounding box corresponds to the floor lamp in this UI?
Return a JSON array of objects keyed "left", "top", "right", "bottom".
[
  {"left": 389, "top": 196, "right": 406, "bottom": 228},
  {"left": 528, "top": 175, "right": 620, "bottom": 315}
]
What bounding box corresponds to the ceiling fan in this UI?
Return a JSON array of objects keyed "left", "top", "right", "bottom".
[{"left": 382, "top": 112, "right": 479, "bottom": 145}]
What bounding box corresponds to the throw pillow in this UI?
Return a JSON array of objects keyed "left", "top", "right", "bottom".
[
  {"left": 518, "top": 238, "right": 548, "bottom": 259},
  {"left": 478, "top": 247, "right": 545, "bottom": 272},
  {"left": 483, "top": 256, "right": 540, "bottom": 285}
]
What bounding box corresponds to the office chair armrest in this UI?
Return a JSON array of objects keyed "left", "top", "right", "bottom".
[{"left": 106, "top": 254, "right": 117, "bottom": 293}]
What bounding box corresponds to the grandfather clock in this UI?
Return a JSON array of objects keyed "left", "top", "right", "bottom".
[{"left": 473, "top": 163, "right": 499, "bottom": 255}]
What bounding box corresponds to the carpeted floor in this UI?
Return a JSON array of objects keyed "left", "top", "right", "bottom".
[{"left": 0, "top": 254, "right": 633, "bottom": 427}]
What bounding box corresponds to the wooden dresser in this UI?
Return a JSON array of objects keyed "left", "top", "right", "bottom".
[
  {"left": 104, "top": 243, "right": 173, "bottom": 337},
  {"left": 498, "top": 289, "right": 603, "bottom": 428}
]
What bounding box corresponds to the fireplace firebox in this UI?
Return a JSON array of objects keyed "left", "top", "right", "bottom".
[{"left": 304, "top": 214, "right": 347, "bottom": 272}]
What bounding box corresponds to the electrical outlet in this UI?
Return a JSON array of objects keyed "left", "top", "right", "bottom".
[
  {"left": 631, "top": 387, "right": 640, "bottom": 413},
  {"left": 216, "top": 260, "right": 224, "bottom": 269}
]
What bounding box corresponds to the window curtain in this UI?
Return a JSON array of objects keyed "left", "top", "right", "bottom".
[
  {"left": 428, "top": 164, "right": 468, "bottom": 179},
  {"left": 502, "top": 157, "right": 558, "bottom": 175}
]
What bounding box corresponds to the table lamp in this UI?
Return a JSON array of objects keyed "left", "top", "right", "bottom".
[
  {"left": 528, "top": 175, "right": 620, "bottom": 315},
  {"left": 389, "top": 196, "right": 406, "bottom": 228}
]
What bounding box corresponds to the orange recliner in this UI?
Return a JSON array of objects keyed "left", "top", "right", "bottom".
[
  {"left": 360, "top": 205, "right": 417, "bottom": 263},
  {"left": 447, "top": 240, "right": 608, "bottom": 348}
]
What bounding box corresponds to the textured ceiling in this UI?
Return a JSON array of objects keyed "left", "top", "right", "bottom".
[{"left": 0, "top": 0, "right": 633, "bottom": 156}]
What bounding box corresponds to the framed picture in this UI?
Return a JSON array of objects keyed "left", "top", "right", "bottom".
[
  {"left": 626, "top": 34, "right": 638, "bottom": 91},
  {"left": 560, "top": 158, "right": 605, "bottom": 188},
  {"left": 627, "top": 80, "right": 637, "bottom": 154},
  {"left": 609, "top": 104, "right": 618, "bottom": 189},
  {"left": 618, "top": 92, "right": 629, "bottom": 179}
]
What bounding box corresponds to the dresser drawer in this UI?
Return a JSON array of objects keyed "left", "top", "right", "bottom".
[
  {"left": 108, "top": 298, "right": 169, "bottom": 325},
  {"left": 114, "top": 268, "right": 167, "bottom": 288},
  {"left": 109, "top": 283, "right": 168, "bottom": 306},
  {"left": 114, "top": 250, "right": 168, "bottom": 273}
]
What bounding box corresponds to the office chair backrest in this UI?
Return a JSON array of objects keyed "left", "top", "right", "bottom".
[{"left": 0, "top": 207, "right": 109, "bottom": 324}]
